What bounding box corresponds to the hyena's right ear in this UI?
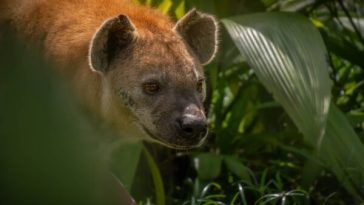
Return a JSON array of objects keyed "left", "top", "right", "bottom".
[{"left": 89, "top": 15, "right": 137, "bottom": 74}]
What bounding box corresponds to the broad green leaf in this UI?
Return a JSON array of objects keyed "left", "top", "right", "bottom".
[
  {"left": 0, "top": 27, "right": 130, "bottom": 204},
  {"left": 320, "top": 104, "right": 364, "bottom": 199},
  {"left": 222, "top": 12, "right": 364, "bottom": 200},
  {"left": 224, "top": 156, "right": 253, "bottom": 183},
  {"left": 112, "top": 142, "right": 143, "bottom": 190},
  {"left": 222, "top": 13, "right": 332, "bottom": 148},
  {"left": 143, "top": 146, "right": 165, "bottom": 205},
  {"left": 194, "top": 153, "right": 222, "bottom": 180}
]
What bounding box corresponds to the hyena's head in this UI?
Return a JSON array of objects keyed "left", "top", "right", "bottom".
[{"left": 89, "top": 9, "right": 218, "bottom": 149}]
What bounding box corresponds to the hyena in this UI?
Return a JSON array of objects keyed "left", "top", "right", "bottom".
[{"left": 1, "top": 0, "right": 218, "bottom": 149}]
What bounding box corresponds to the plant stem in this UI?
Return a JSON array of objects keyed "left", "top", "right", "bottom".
[{"left": 337, "top": 0, "right": 364, "bottom": 45}]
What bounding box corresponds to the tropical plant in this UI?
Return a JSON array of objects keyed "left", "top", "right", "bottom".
[{"left": 114, "top": 0, "right": 364, "bottom": 204}]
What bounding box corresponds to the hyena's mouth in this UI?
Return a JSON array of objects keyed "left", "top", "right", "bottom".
[{"left": 141, "top": 126, "right": 206, "bottom": 150}]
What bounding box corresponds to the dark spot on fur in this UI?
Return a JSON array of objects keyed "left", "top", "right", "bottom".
[{"left": 119, "top": 90, "right": 136, "bottom": 107}]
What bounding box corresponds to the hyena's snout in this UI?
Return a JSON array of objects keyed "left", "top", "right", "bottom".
[{"left": 176, "top": 104, "right": 208, "bottom": 140}]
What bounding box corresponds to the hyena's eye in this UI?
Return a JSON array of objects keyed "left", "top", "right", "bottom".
[
  {"left": 143, "top": 81, "right": 161, "bottom": 95},
  {"left": 197, "top": 79, "right": 204, "bottom": 93}
]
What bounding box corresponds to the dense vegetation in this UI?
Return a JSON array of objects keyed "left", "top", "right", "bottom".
[
  {"left": 0, "top": 0, "right": 363, "bottom": 205},
  {"left": 122, "top": 0, "right": 364, "bottom": 204}
]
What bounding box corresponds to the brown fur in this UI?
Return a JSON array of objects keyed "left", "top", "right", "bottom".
[
  {"left": 1, "top": 0, "right": 218, "bottom": 148},
  {"left": 3, "top": 0, "right": 175, "bottom": 110}
]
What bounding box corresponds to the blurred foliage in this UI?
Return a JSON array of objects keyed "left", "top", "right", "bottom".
[
  {"left": 1, "top": 0, "right": 364, "bottom": 205},
  {"left": 0, "top": 27, "right": 137, "bottom": 205}
]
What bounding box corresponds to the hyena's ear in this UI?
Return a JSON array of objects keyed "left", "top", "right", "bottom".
[
  {"left": 174, "top": 9, "right": 218, "bottom": 65},
  {"left": 89, "top": 15, "right": 137, "bottom": 73}
]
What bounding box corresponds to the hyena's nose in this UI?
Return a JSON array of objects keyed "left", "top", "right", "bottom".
[{"left": 177, "top": 114, "right": 207, "bottom": 139}]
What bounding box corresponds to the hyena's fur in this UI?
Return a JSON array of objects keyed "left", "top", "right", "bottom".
[{"left": 1, "top": 0, "right": 218, "bottom": 149}]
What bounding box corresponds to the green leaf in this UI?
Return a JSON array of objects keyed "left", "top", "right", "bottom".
[
  {"left": 222, "top": 13, "right": 332, "bottom": 148},
  {"left": 132, "top": 0, "right": 141, "bottom": 5},
  {"left": 0, "top": 26, "right": 130, "bottom": 204},
  {"left": 319, "top": 104, "right": 364, "bottom": 200},
  {"left": 157, "top": 0, "right": 172, "bottom": 14},
  {"left": 112, "top": 142, "right": 143, "bottom": 190},
  {"left": 274, "top": 0, "right": 315, "bottom": 12},
  {"left": 174, "top": 0, "right": 185, "bottom": 19},
  {"left": 222, "top": 12, "right": 364, "bottom": 200},
  {"left": 143, "top": 146, "right": 165, "bottom": 205},
  {"left": 224, "top": 156, "right": 253, "bottom": 183},
  {"left": 347, "top": 111, "right": 364, "bottom": 127},
  {"left": 195, "top": 153, "right": 222, "bottom": 180},
  {"left": 319, "top": 29, "right": 364, "bottom": 68}
]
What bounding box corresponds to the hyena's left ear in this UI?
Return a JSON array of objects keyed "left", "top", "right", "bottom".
[
  {"left": 89, "top": 15, "right": 137, "bottom": 74},
  {"left": 174, "top": 9, "right": 218, "bottom": 65}
]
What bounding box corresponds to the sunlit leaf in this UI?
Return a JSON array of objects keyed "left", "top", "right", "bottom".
[
  {"left": 222, "top": 12, "right": 364, "bottom": 200},
  {"left": 222, "top": 13, "right": 332, "bottom": 147},
  {"left": 157, "top": 0, "right": 172, "bottom": 14},
  {"left": 174, "top": 0, "right": 185, "bottom": 19}
]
